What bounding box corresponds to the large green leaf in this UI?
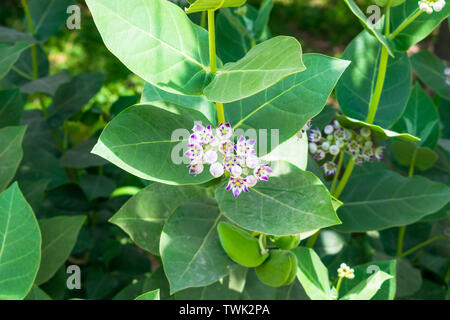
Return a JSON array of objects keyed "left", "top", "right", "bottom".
[
  {"left": 338, "top": 260, "right": 397, "bottom": 300},
  {"left": 135, "top": 289, "right": 160, "bottom": 300},
  {"left": 336, "top": 31, "right": 411, "bottom": 128},
  {"left": 60, "top": 138, "right": 108, "bottom": 169},
  {"left": 344, "top": 0, "right": 394, "bottom": 56},
  {"left": 47, "top": 73, "right": 104, "bottom": 127},
  {"left": 340, "top": 270, "right": 393, "bottom": 300},
  {"left": 335, "top": 165, "right": 450, "bottom": 232},
  {"left": 261, "top": 132, "right": 308, "bottom": 171},
  {"left": 85, "top": 0, "right": 211, "bottom": 96},
  {"left": 21, "top": 70, "right": 71, "bottom": 96},
  {"left": 215, "top": 161, "right": 341, "bottom": 235},
  {"left": 91, "top": 103, "right": 214, "bottom": 185},
  {"left": 110, "top": 183, "right": 207, "bottom": 255},
  {"left": 392, "top": 141, "right": 438, "bottom": 171},
  {"left": 0, "top": 42, "right": 31, "bottom": 80},
  {"left": 0, "top": 27, "right": 35, "bottom": 44},
  {"left": 186, "top": 0, "right": 246, "bottom": 13},
  {"left": 141, "top": 82, "right": 216, "bottom": 125},
  {"left": 0, "top": 183, "right": 41, "bottom": 300},
  {"left": 226, "top": 54, "right": 350, "bottom": 151},
  {"left": 35, "top": 215, "right": 86, "bottom": 285},
  {"left": 160, "top": 197, "right": 236, "bottom": 294},
  {"left": 292, "top": 247, "right": 333, "bottom": 300},
  {"left": 0, "top": 89, "right": 26, "bottom": 128},
  {"left": 26, "top": 0, "right": 75, "bottom": 41},
  {"left": 204, "top": 36, "right": 306, "bottom": 103},
  {"left": 24, "top": 285, "right": 52, "bottom": 300},
  {"left": 336, "top": 114, "right": 420, "bottom": 142},
  {"left": 410, "top": 51, "right": 450, "bottom": 100},
  {"left": 216, "top": 7, "right": 256, "bottom": 64},
  {"left": 392, "top": 83, "right": 440, "bottom": 148},
  {"left": 390, "top": 0, "right": 450, "bottom": 51},
  {"left": 0, "top": 126, "right": 27, "bottom": 191}
]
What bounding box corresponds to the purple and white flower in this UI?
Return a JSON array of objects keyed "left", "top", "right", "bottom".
[
  {"left": 226, "top": 176, "right": 249, "bottom": 197},
  {"left": 188, "top": 162, "right": 204, "bottom": 176},
  {"left": 254, "top": 164, "right": 273, "bottom": 181},
  {"left": 322, "top": 161, "right": 337, "bottom": 176},
  {"left": 308, "top": 128, "right": 322, "bottom": 142},
  {"left": 192, "top": 123, "right": 214, "bottom": 145},
  {"left": 216, "top": 123, "right": 233, "bottom": 140},
  {"left": 184, "top": 143, "right": 203, "bottom": 161},
  {"left": 235, "top": 136, "right": 256, "bottom": 158}
]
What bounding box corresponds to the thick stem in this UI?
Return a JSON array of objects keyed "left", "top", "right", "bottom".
[
  {"left": 333, "top": 159, "right": 355, "bottom": 199},
  {"left": 408, "top": 148, "right": 417, "bottom": 177},
  {"left": 396, "top": 226, "right": 406, "bottom": 257},
  {"left": 330, "top": 151, "right": 344, "bottom": 195},
  {"left": 21, "top": 0, "right": 38, "bottom": 79},
  {"left": 336, "top": 277, "right": 343, "bottom": 298},
  {"left": 207, "top": 10, "right": 226, "bottom": 124},
  {"left": 388, "top": 8, "right": 422, "bottom": 40}
]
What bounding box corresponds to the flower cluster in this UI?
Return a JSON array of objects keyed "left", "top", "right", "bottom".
[
  {"left": 184, "top": 123, "right": 272, "bottom": 197},
  {"left": 308, "top": 118, "right": 385, "bottom": 176},
  {"left": 418, "top": 0, "right": 446, "bottom": 13},
  {"left": 337, "top": 263, "right": 355, "bottom": 279},
  {"left": 445, "top": 67, "right": 450, "bottom": 86}
]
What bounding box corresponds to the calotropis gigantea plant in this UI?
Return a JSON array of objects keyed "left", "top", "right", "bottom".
[{"left": 82, "top": 0, "right": 450, "bottom": 299}]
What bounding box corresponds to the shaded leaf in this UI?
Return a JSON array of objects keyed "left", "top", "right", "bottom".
[
  {"left": 186, "top": 0, "right": 246, "bottom": 13},
  {"left": 0, "top": 125, "right": 27, "bottom": 191},
  {"left": 21, "top": 70, "right": 71, "bottom": 96},
  {"left": 0, "top": 42, "right": 31, "bottom": 80},
  {"left": 79, "top": 174, "right": 117, "bottom": 200},
  {"left": 0, "top": 89, "right": 26, "bottom": 128}
]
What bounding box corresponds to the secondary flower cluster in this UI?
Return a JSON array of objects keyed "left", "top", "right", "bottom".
[
  {"left": 184, "top": 123, "right": 272, "bottom": 197},
  {"left": 445, "top": 67, "right": 450, "bottom": 86},
  {"left": 418, "top": 0, "right": 446, "bottom": 13},
  {"left": 338, "top": 263, "right": 355, "bottom": 279},
  {"left": 308, "top": 118, "right": 385, "bottom": 176}
]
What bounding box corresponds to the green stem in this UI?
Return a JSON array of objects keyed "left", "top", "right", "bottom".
[
  {"left": 385, "top": 1, "right": 392, "bottom": 36},
  {"left": 333, "top": 159, "right": 355, "bottom": 199},
  {"left": 396, "top": 226, "right": 406, "bottom": 257},
  {"left": 21, "top": 0, "right": 38, "bottom": 79},
  {"left": 207, "top": 10, "right": 226, "bottom": 124},
  {"left": 408, "top": 148, "right": 417, "bottom": 177},
  {"left": 258, "top": 234, "right": 268, "bottom": 255},
  {"left": 330, "top": 151, "right": 344, "bottom": 195},
  {"left": 388, "top": 8, "right": 422, "bottom": 40},
  {"left": 365, "top": 47, "right": 389, "bottom": 124},
  {"left": 200, "top": 11, "right": 207, "bottom": 28},
  {"left": 336, "top": 277, "right": 343, "bottom": 298},
  {"left": 399, "top": 235, "right": 447, "bottom": 258}
]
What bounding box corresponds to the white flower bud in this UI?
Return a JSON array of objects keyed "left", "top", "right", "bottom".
[
  {"left": 246, "top": 155, "right": 260, "bottom": 169},
  {"left": 210, "top": 162, "right": 224, "bottom": 178},
  {"left": 324, "top": 125, "right": 334, "bottom": 135},
  {"left": 246, "top": 175, "right": 257, "bottom": 188},
  {"left": 322, "top": 142, "right": 330, "bottom": 151},
  {"left": 309, "top": 142, "right": 318, "bottom": 154},
  {"left": 360, "top": 127, "right": 371, "bottom": 138},
  {"left": 329, "top": 145, "right": 340, "bottom": 155},
  {"left": 203, "top": 150, "right": 218, "bottom": 164},
  {"left": 231, "top": 165, "right": 242, "bottom": 177}
]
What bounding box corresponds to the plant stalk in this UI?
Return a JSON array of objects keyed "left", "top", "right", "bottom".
[
  {"left": 330, "top": 151, "right": 344, "bottom": 195},
  {"left": 388, "top": 8, "right": 423, "bottom": 40},
  {"left": 21, "top": 0, "right": 38, "bottom": 79},
  {"left": 207, "top": 10, "right": 226, "bottom": 124},
  {"left": 399, "top": 235, "right": 447, "bottom": 258}
]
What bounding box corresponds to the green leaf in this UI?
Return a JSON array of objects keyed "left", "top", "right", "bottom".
[
  {"left": 215, "top": 161, "right": 341, "bottom": 235},
  {"left": 85, "top": 0, "right": 211, "bottom": 96},
  {"left": 254, "top": 0, "right": 274, "bottom": 40},
  {"left": 395, "top": 257, "right": 422, "bottom": 298},
  {"left": 19, "top": 179, "right": 50, "bottom": 212},
  {"left": 205, "top": 36, "right": 306, "bottom": 103},
  {"left": 47, "top": 73, "right": 104, "bottom": 127},
  {"left": 216, "top": 7, "right": 257, "bottom": 64},
  {"left": 141, "top": 82, "right": 216, "bottom": 125},
  {"left": 79, "top": 174, "right": 116, "bottom": 200},
  {"left": 186, "top": 0, "right": 246, "bottom": 13},
  {"left": 160, "top": 197, "right": 236, "bottom": 294},
  {"left": 0, "top": 183, "right": 41, "bottom": 300},
  {"left": 0, "top": 89, "right": 26, "bottom": 128},
  {"left": 336, "top": 114, "right": 420, "bottom": 142},
  {"left": 110, "top": 95, "right": 140, "bottom": 118},
  {"left": 0, "top": 125, "right": 27, "bottom": 191},
  {"left": 261, "top": 132, "right": 308, "bottom": 171},
  {"left": 24, "top": 285, "right": 52, "bottom": 300},
  {"left": 110, "top": 183, "right": 207, "bottom": 255},
  {"left": 21, "top": 70, "right": 71, "bottom": 96},
  {"left": 227, "top": 54, "right": 350, "bottom": 150},
  {"left": 292, "top": 247, "right": 333, "bottom": 300},
  {"left": 174, "top": 278, "right": 240, "bottom": 300},
  {"left": 92, "top": 104, "right": 214, "bottom": 185},
  {"left": 390, "top": 1, "right": 450, "bottom": 52},
  {"left": 241, "top": 269, "right": 277, "bottom": 299},
  {"left": 374, "top": 0, "right": 406, "bottom": 7},
  {"left": 392, "top": 83, "right": 440, "bottom": 148},
  {"left": 344, "top": 0, "right": 394, "bottom": 57},
  {"left": 336, "top": 31, "right": 411, "bottom": 128},
  {"left": 26, "top": 0, "right": 75, "bottom": 41},
  {"left": 0, "top": 26, "right": 35, "bottom": 44},
  {"left": 35, "top": 215, "right": 86, "bottom": 285},
  {"left": 0, "top": 42, "right": 31, "bottom": 80},
  {"left": 60, "top": 138, "right": 108, "bottom": 169},
  {"left": 335, "top": 165, "right": 450, "bottom": 232},
  {"left": 410, "top": 51, "right": 450, "bottom": 100},
  {"left": 339, "top": 260, "right": 397, "bottom": 300},
  {"left": 392, "top": 141, "right": 438, "bottom": 171},
  {"left": 340, "top": 270, "right": 393, "bottom": 300},
  {"left": 135, "top": 289, "right": 160, "bottom": 300}
]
